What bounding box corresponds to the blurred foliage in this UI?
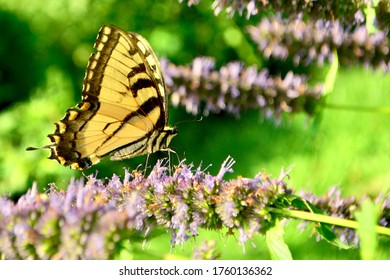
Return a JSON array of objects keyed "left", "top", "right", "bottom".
[
  {"left": 0, "top": 0, "right": 389, "bottom": 259},
  {"left": 0, "top": 11, "right": 42, "bottom": 109}
]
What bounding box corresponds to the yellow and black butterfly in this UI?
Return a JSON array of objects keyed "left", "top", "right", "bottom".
[{"left": 27, "top": 25, "right": 177, "bottom": 170}]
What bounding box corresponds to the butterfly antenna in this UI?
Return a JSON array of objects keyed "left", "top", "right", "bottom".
[{"left": 175, "top": 116, "right": 203, "bottom": 127}]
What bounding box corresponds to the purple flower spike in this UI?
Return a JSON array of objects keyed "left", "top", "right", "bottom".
[
  {"left": 161, "top": 57, "right": 324, "bottom": 119},
  {"left": 181, "top": 0, "right": 373, "bottom": 25},
  {"left": 248, "top": 17, "right": 390, "bottom": 71},
  {"left": 1, "top": 158, "right": 388, "bottom": 259}
]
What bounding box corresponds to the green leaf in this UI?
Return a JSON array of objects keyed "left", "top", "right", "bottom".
[
  {"left": 115, "top": 240, "right": 135, "bottom": 260},
  {"left": 323, "top": 50, "right": 339, "bottom": 96},
  {"left": 290, "top": 196, "right": 353, "bottom": 249},
  {"left": 316, "top": 223, "right": 353, "bottom": 250},
  {"left": 290, "top": 196, "right": 324, "bottom": 215},
  {"left": 355, "top": 199, "right": 380, "bottom": 260},
  {"left": 265, "top": 219, "right": 293, "bottom": 260},
  {"left": 364, "top": 0, "right": 380, "bottom": 34}
]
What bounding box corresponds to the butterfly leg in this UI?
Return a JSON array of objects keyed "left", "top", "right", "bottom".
[
  {"left": 143, "top": 153, "right": 151, "bottom": 176},
  {"left": 165, "top": 148, "right": 180, "bottom": 175}
]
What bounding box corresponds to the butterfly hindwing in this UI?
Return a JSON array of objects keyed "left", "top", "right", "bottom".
[{"left": 37, "top": 25, "right": 177, "bottom": 170}]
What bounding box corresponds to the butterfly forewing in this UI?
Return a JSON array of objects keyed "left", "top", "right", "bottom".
[{"left": 36, "top": 25, "right": 177, "bottom": 170}]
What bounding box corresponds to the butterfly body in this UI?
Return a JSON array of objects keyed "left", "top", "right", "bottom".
[{"left": 29, "top": 25, "right": 177, "bottom": 170}]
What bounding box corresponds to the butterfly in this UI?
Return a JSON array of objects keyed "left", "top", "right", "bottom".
[{"left": 27, "top": 25, "right": 177, "bottom": 170}]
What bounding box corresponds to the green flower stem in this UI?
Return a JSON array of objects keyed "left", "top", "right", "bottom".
[
  {"left": 324, "top": 103, "right": 390, "bottom": 114},
  {"left": 270, "top": 208, "right": 390, "bottom": 237}
]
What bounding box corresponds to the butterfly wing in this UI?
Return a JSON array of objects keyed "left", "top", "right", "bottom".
[{"left": 41, "top": 25, "right": 176, "bottom": 170}]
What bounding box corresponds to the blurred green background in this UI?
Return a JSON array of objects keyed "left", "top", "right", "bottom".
[{"left": 0, "top": 0, "right": 389, "bottom": 259}]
